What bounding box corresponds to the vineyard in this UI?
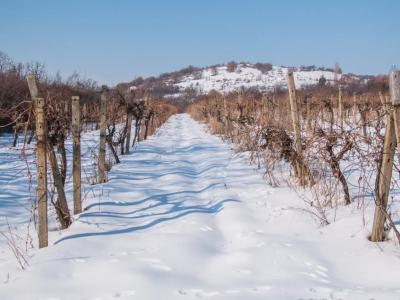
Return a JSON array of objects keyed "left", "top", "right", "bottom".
[
  {"left": 0, "top": 73, "right": 177, "bottom": 261},
  {"left": 3, "top": 1, "right": 400, "bottom": 298},
  {"left": 0, "top": 66, "right": 399, "bottom": 298},
  {"left": 187, "top": 71, "right": 400, "bottom": 241}
]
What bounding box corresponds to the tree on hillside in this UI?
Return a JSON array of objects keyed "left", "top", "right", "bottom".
[
  {"left": 210, "top": 65, "right": 218, "bottom": 76},
  {"left": 227, "top": 61, "right": 238, "bottom": 73},
  {"left": 254, "top": 63, "right": 273, "bottom": 74},
  {"left": 318, "top": 76, "right": 327, "bottom": 87}
]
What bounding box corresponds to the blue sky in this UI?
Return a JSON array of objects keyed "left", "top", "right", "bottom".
[{"left": 1, "top": 0, "right": 399, "bottom": 85}]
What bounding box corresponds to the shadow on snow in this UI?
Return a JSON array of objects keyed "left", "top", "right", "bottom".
[{"left": 55, "top": 198, "right": 238, "bottom": 245}]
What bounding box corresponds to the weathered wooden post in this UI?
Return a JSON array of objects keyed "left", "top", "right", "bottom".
[
  {"left": 12, "top": 112, "right": 20, "bottom": 147},
  {"left": 379, "top": 91, "right": 385, "bottom": 107},
  {"left": 143, "top": 96, "right": 151, "bottom": 140},
  {"left": 353, "top": 92, "right": 357, "bottom": 124},
  {"left": 34, "top": 98, "right": 48, "bottom": 248},
  {"left": 338, "top": 86, "right": 344, "bottom": 131},
  {"left": 27, "top": 75, "right": 48, "bottom": 248},
  {"left": 64, "top": 100, "right": 69, "bottom": 115},
  {"left": 125, "top": 93, "right": 133, "bottom": 154},
  {"left": 359, "top": 97, "right": 368, "bottom": 140},
  {"left": 393, "top": 75, "right": 400, "bottom": 146},
  {"left": 98, "top": 88, "right": 108, "bottom": 183},
  {"left": 27, "top": 75, "right": 39, "bottom": 100},
  {"left": 306, "top": 95, "right": 312, "bottom": 131},
  {"left": 71, "top": 96, "right": 81, "bottom": 214},
  {"left": 82, "top": 103, "right": 87, "bottom": 131},
  {"left": 260, "top": 95, "right": 266, "bottom": 119},
  {"left": 286, "top": 71, "right": 304, "bottom": 186},
  {"left": 370, "top": 70, "right": 400, "bottom": 242},
  {"left": 223, "top": 97, "right": 228, "bottom": 129}
]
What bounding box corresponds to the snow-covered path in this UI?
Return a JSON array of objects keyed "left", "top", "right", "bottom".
[{"left": 1, "top": 114, "right": 400, "bottom": 300}]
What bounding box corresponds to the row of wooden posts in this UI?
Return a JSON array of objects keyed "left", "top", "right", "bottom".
[
  {"left": 286, "top": 69, "right": 400, "bottom": 242},
  {"left": 27, "top": 76, "right": 111, "bottom": 248}
]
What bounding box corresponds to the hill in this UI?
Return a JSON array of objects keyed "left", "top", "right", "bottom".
[{"left": 117, "top": 62, "right": 364, "bottom": 100}]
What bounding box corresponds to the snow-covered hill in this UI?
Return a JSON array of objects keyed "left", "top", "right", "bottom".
[
  {"left": 174, "top": 65, "right": 341, "bottom": 95},
  {"left": 122, "top": 62, "right": 361, "bottom": 99}
]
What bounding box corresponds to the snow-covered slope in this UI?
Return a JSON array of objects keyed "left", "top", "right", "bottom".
[
  {"left": 1, "top": 114, "right": 400, "bottom": 300},
  {"left": 176, "top": 65, "right": 338, "bottom": 94},
  {"left": 169, "top": 64, "right": 346, "bottom": 96},
  {"left": 123, "top": 63, "right": 361, "bottom": 98}
]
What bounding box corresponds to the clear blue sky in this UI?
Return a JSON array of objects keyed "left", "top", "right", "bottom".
[{"left": 1, "top": 0, "right": 399, "bottom": 85}]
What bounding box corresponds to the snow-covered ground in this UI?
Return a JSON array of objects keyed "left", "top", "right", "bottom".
[
  {"left": 1, "top": 114, "right": 400, "bottom": 300},
  {"left": 173, "top": 65, "right": 344, "bottom": 95},
  {"left": 0, "top": 133, "right": 35, "bottom": 229}
]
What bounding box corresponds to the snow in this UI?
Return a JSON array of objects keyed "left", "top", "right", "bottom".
[
  {"left": 0, "top": 114, "right": 400, "bottom": 299},
  {"left": 0, "top": 133, "right": 35, "bottom": 227},
  {"left": 174, "top": 65, "right": 342, "bottom": 95}
]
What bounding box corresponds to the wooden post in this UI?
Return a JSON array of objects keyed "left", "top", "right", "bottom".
[
  {"left": 64, "top": 101, "right": 69, "bottom": 115},
  {"left": 391, "top": 71, "right": 400, "bottom": 146},
  {"left": 338, "top": 86, "right": 344, "bottom": 131},
  {"left": 82, "top": 103, "right": 87, "bottom": 131},
  {"left": 379, "top": 91, "right": 385, "bottom": 107},
  {"left": 223, "top": 97, "right": 228, "bottom": 128},
  {"left": 359, "top": 97, "right": 368, "bottom": 140},
  {"left": 34, "top": 98, "right": 48, "bottom": 248},
  {"left": 306, "top": 95, "right": 312, "bottom": 131},
  {"left": 26, "top": 74, "right": 39, "bottom": 146},
  {"left": 286, "top": 71, "right": 304, "bottom": 186},
  {"left": 260, "top": 95, "right": 266, "bottom": 119},
  {"left": 238, "top": 93, "right": 242, "bottom": 105},
  {"left": 98, "top": 89, "right": 107, "bottom": 183},
  {"left": 71, "top": 96, "right": 81, "bottom": 214},
  {"left": 125, "top": 98, "right": 133, "bottom": 154},
  {"left": 370, "top": 70, "right": 400, "bottom": 242},
  {"left": 26, "top": 75, "right": 39, "bottom": 99},
  {"left": 352, "top": 92, "right": 357, "bottom": 124},
  {"left": 12, "top": 112, "right": 20, "bottom": 147},
  {"left": 143, "top": 96, "right": 151, "bottom": 140},
  {"left": 27, "top": 75, "right": 48, "bottom": 248}
]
